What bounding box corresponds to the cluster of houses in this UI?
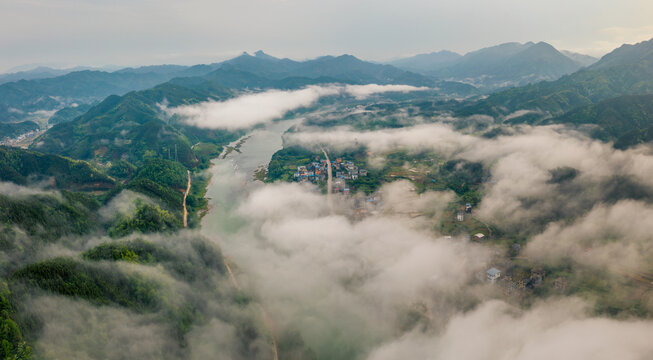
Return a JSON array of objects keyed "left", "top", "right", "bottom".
[
  {"left": 0, "top": 128, "right": 45, "bottom": 149},
  {"left": 481, "top": 264, "right": 568, "bottom": 297},
  {"left": 294, "top": 158, "right": 367, "bottom": 194}
]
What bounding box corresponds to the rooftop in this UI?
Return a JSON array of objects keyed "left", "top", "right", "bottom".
[{"left": 487, "top": 268, "right": 501, "bottom": 276}]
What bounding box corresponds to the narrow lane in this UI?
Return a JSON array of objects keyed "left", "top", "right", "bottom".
[{"left": 183, "top": 170, "right": 191, "bottom": 228}]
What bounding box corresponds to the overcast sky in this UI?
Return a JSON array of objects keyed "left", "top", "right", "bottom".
[{"left": 1, "top": 0, "right": 652, "bottom": 72}]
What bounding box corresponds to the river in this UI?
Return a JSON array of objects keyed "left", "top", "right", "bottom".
[
  {"left": 199, "top": 116, "right": 381, "bottom": 359},
  {"left": 201, "top": 118, "right": 302, "bottom": 237}
]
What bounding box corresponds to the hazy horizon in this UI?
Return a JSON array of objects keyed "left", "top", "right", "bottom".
[{"left": 2, "top": 0, "right": 652, "bottom": 73}]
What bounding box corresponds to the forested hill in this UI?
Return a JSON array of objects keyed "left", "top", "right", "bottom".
[
  {"left": 390, "top": 42, "right": 588, "bottom": 89},
  {"left": 458, "top": 37, "right": 653, "bottom": 118},
  {"left": 550, "top": 94, "right": 653, "bottom": 149},
  {"left": 29, "top": 67, "right": 313, "bottom": 168},
  {"left": 30, "top": 53, "right": 478, "bottom": 169},
  {"left": 0, "top": 69, "right": 211, "bottom": 123},
  {"left": 0, "top": 51, "right": 477, "bottom": 126}
]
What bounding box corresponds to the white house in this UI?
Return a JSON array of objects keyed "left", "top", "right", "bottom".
[{"left": 486, "top": 268, "right": 501, "bottom": 283}]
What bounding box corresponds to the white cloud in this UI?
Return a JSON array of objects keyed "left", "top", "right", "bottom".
[
  {"left": 285, "top": 122, "right": 653, "bottom": 274},
  {"left": 167, "top": 86, "right": 339, "bottom": 130},
  {"left": 167, "top": 84, "right": 430, "bottom": 130},
  {"left": 344, "top": 84, "right": 429, "bottom": 99},
  {"left": 208, "top": 180, "right": 490, "bottom": 357},
  {"left": 525, "top": 200, "right": 653, "bottom": 273},
  {"left": 367, "top": 298, "right": 653, "bottom": 360}
]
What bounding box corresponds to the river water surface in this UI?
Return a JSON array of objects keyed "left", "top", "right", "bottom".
[{"left": 201, "top": 118, "right": 302, "bottom": 238}]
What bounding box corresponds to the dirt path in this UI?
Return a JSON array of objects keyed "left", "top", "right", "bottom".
[{"left": 183, "top": 170, "right": 191, "bottom": 228}]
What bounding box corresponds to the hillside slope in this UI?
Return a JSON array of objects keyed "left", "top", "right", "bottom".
[
  {"left": 393, "top": 42, "right": 586, "bottom": 89},
  {"left": 458, "top": 37, "right": 653, "bottom": 117}
]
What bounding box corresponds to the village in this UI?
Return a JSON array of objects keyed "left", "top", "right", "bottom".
[
  {"left": 449, "top": 201, "right": 567, "bottom": 296},
  {"left": 0, "top": 128, "right": 47, "bottom": 148},
  {"left": 293, "top": 157, "right": 368, "bottom": 195},
  {"left": 291, "top": 155, "right": 567, "bottom": 299}
]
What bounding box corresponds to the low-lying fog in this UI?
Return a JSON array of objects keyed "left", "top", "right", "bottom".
[{"left": 13, "top": 85, "right": 653, "bottom": 359}]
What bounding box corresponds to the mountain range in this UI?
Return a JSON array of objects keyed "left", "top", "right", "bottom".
[
  {"left": 0, "top": 51, "right": 476, "bottom": 126},
  {"left": 390, "top": 42, "right": 598, "bottom": 89},
  {"left": 0, "top": 65, "right": 121, "bottom": 85},
  {"left": 4, "top": 35, "right": 653, "bottom": 360},
  {"left": 6, "top": 37, "right": 653, "bottom": 156},
  {"left": 453, "top": 37, "right": 653, "bottom": 148},
  {"left": 460, "top": 37, "right": 653, "bottom": 118}
]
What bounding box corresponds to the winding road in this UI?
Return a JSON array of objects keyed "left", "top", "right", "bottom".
[{"left": 183, "top": 170, "right": 191, "bottom": 228}]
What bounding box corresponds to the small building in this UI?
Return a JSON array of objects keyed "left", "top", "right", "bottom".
[
  {"left": 359, "top": 169, "right": 367, "bottom": 176},
  {"left": 456, "top": 210, "right": 465, "bottom": 222},
  {"left": 511, "top": 243, "right": 521, "bottom": 255},
  {"left": 553, "top": 277, "right": 568, "bottom": 292},
  {"left": 530, "top": 267, "right": 546, "bottom": 286},
  {"left": 465, "top": 203, "right": 472, "bottom": 213},
  {"left": 486, "top": 268, "right": 501, "bottom": 283},
  {"left": 473, "top": 233, "right": 485, "bottom": 241}
]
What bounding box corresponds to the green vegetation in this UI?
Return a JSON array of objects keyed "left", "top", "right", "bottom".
[
  {"left": 84, "top": 239, "right": 169, "bottom": 264},
  {"left": 107, "top": 159, "right": 136, "bottom": 179},
  {"left": 5, "top": 41, "right": 653, "bottom": 357},
  {"left": 47, "top": 103, "right": 93, "bottom": 125},
  {"left": 126, "top": 179, "right": 184, "bottom": 211},
  {"left": 267, "top": 146, "right": 316, "bottom": 182},
  {"left": 0, "top": 146, "right": 114, "bottom": 190},
  {"left": 429, "top": 42, "right": 584, "bottom": 89},
  {"left": 505, "top": 261, "right": 651, "bottom": 318},
  {"left": 108, "top": 202, "right": 181, "bottom": 238},
  {"left": 0, "top": 122, "right": 39, "bottom": 140},
  {"left": 13, "top": 257, "right": 161, "bottom": 312},
  {"left": 0, "top": 282, "right": 31, "bottom": 360},
  {"left": 268, "top": 146, "right": 488, "bottom": 200},
  {"left": 185, "top": 172, "right": 210, "bottom": 227},
  {"left": 552, "top": 94, "right": 653, "bottom": 148},
  {"left": 0, "top": 69, "right": 208, "bottom": 124},
  {"left": 0, "top": 193, "right": 97, "bottom": 242},
  {"left": 133, "top": 158, "right": 188, "bottom": 189},
  {"left": 83, "top": 238, "right": 225, "bottom": 282},
  {"left": 459, "top": 39, "right": 653, "bottom": 119},
  {"left": 27, "top": 51, "right": 453, "bottom": 169},
  {"left": 32, "top": 94, "right": 202, "bottom": 167}
]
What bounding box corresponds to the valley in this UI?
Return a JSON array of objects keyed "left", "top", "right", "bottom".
[{"left": 1, "top": 32, "right": 653, "bottom": 359}]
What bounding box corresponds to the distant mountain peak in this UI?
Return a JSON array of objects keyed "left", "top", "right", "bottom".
[
  {"left": 388, "top": 50, "right": 461, "bottom": 73},
  {"left": 561, "top": 50, "right": 598, "bottom": 67},
  {"left": 531, "top": 41, "right": 554, "bottom": 48},
  {"left": 590, "top": 36, "right": 653, "bottom": 70},
  {"left": 253, "top": 50, "right": 278, "bottom": 61},
  {"left": 429, "top": 50, "right": 461, "bottom": 56}
]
